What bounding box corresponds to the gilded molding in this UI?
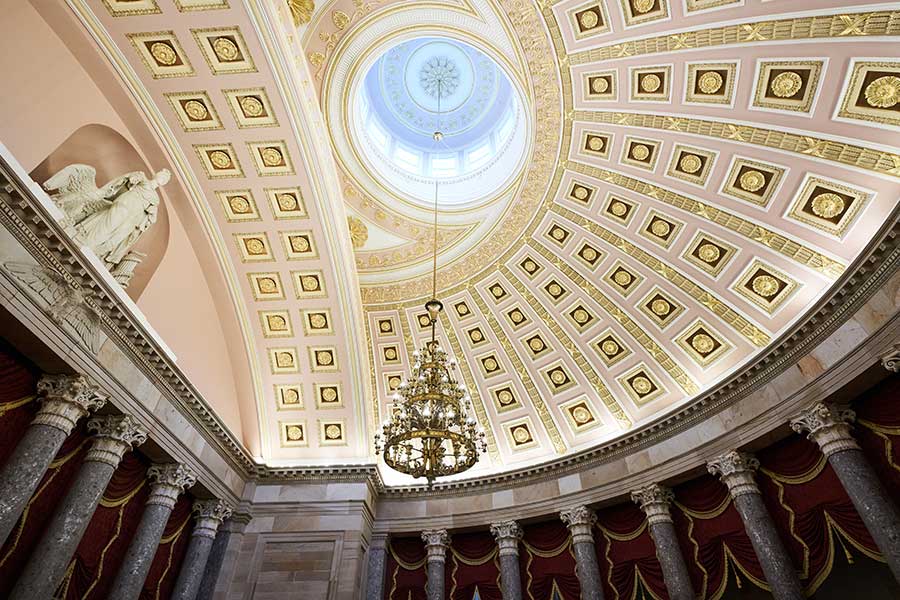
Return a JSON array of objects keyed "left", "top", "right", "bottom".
[
  {"left": 568, "top": 157, "right": 847, "bottom": 278},
  {"left": 499, "top": 263, "right": 632, "bottom": 426},
  {"left": 550, "top": 204, "right": 770, "bottom": 349},
  {"left": 568, "top": 11, "right": 900, "bottom": 64},
  {"left": 528, "top": 239, "right": 700, "bottom": 395},
  {"left": 470, "top": 285, "right": 567, "bottom": 454},
  {"left": 573, "top": 110, "right": 900, "bottom": 183}
]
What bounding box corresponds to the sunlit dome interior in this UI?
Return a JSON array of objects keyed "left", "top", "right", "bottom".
[{"left": 352, "top": 36, "right": 527, "bottom": 206}]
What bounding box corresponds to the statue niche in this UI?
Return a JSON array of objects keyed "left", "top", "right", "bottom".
[{"left": 43, "top": 164, "right": 170, "bottom": 286}]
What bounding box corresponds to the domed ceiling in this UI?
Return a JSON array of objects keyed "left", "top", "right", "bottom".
[{"left": 68, "top": 0, "right": 900, "bottom": 482}]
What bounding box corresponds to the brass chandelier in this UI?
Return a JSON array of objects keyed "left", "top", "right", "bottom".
[{"left": 374, "top": 72, "right": 486, "bottom": 484}]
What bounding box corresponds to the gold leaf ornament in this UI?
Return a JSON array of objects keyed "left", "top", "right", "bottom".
[{"left": 288, "top": 0, "right": 315, "bottom": 26}]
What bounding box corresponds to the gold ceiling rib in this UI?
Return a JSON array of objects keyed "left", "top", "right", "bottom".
[
  {"left": 549, "top": 205, "right": 771, "bottom": 348},
  {"left": 527, "top": 239, "right": 700, "bottom": 396},
  {"left": 498, "top": 264, "right": 632, "bottom": 427},
  {"left": 567, "top": 11, "right": 900, "bottom": 64},
  {"left": 469, "top": 285, "right": 568, "bottom": 454},
  {"left": 574, "top": 111, "right": 900, "bottom": 183},
  {"left": 439, "top": 312, "right": 501, "bottom": 463},
  {"left": 567, "top": 159, "right": 846, "bottom": 278}
]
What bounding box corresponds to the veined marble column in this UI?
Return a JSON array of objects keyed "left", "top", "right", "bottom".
[
  {"left": 708, "top": 451, "right": 804, "bottom": 600},
  {"left": 196, "top": 511, "right": 251, "bottom": 600},
  {"left": 422, "top": 529, "right": 450, "bottom": 600},
  {"left": 9, "top": 415, "right": 147, "bottom": 600},
  {"left": 0, "top": 374, "right": 106, "bottom": 544},
  {"left": 490, "top": 521, "right": 523, "bottom": 600},
  {"left": 365, "top": 533, "right": 390, "bottom": 600},
  {"left": 107, "top": 462, "right": 197, "bottom": 600},
  {"left": 560, "top": 506, "right": 605, "bottom": 600},
  {"left": 171, "top": 499, "right": 233, "bottom": 600},
  {"left": 792, "top": 402, "right": 900, "bottom": 582},
  {"left": 631, "top": 484, "right": 695, "bottom": 600}
]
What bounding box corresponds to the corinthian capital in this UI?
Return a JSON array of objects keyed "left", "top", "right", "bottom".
[
  {"left": 85, "top": 415, "right": 149, "bottom": 466},
  {"left": 421, "top": 529, "right": 450, "bottom": 563},
  {"left": 34, "top": 374, "right": 107, "bottom": 433},
  {"left": 192, "top": 499, "right": 234, "bottom": 539},
  {"left": 146, "top": 463, "right": 197, "bottom": 509},
  {"left": 790, "top": 403, "right": 858, "bottom": 457},
  {"left": 707, "top": 451, "right": 760, "bottom": 498},
  {"left": 880, "top": 344, "right": 900, "bottom": 372},
  {"left": 630, "top": 483, "right": 674, "bottom": 525},
  {"left": 490, "top": 520, "right": 523, "bottom": 557},
  {"left": 560, "top": 505, "right": 597, "bottom": 544}
]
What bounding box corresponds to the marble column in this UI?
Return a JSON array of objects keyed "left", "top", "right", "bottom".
[
  {"left": 490, "top": 520, "right": 523, "bottom": 600},
  {"left": 171, "top": 499, "right": 233, "bottom": 600},
  {"left": 631, "top": 484, "right": 695, "bottom": 600},
  {"left": 365, "top": 533, "right": 390, "bottom": 600},
  {"left": 0, "top": 374, "right": 107, "bottom": 545},
  {"left": 792, "top": 402, "right": 900, "bottom": 581},
  {"left": 107, "top": 462, "right": 197, "bottom": 600},
  {"left": 708, "top": 451, "right": 804, "bottom": 600},
  {"left": 196, "top": 512, "right": 251, "bottom": 600},
  {"left": 9, "top": 415, "right": 148, "bottom": 600},
  {"left": 560, "top": 506, "right": 604, "bottom": 600},
  {"left": 422, "top": 529, "right": 449, "bottom": 600}
]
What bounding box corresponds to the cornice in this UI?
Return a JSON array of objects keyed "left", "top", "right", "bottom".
[
  {"left": 3, "top": 145, "right": 899, "bottom": 499},
  {"left": 0, "top": 150, "right": 257, "bottom": 478}
]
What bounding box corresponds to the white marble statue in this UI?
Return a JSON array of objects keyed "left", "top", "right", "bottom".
[{"left": 43, "top": 164, "right": 169, "bottom": 266}]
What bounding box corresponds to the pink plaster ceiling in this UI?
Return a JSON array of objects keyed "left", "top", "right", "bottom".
[{"left": 34, "top": 0, "right": 900, "bottom": 480}]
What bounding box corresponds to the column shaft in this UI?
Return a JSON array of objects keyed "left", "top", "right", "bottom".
[
  {"left": 0, "top": 424, "right": 69, "bottom": 544},
  {"left": 365, "top": 536, "right": 389, "bottom": 600},
  {"left": 107, "top": 463, "right": 196, "bottom": 600},
  {"left": 8, "top": 414, "right": 146, "bottom": 600},
  {"left": 572, "top": 541, "right": 604, "bottom": 600},
  {"left": 732, "top": 493, "right": 804, "bottom": 600},
  {"left": 171, "top": 534, "right": 215, "bottom": 600},
  {"left": 426, "top": 560, "right": 444, "bottom": 600},
  {"left": 422, "top": 529, "right": 449, "bottom": 600},
  {"left": 631, "top": 484, "right": 695, "bottom": 600},
  {"left": 498, "top": 553, "right": 523, "bottom": 600},
  {"left": 196, "top": 528, "right": 232, "bottom": 600},
  {"left": 828, "top": 449, "right": 900, "bottom": 581},
  {"left": 560, "top": 506, "right": 604, "bottom": 600},
  {"left": 108, "top": 502, "right": 175, "bottom": 600},
  {"left": 171, "top": 499, "right": 232, "bottom": 600},
  {"left": 791, "top": 402, "right": 900, "bottom": 583},
  {"left": 9, "top": 460, "right": 115, "bottom": 599},
  {"left": 0, "top": 375, "right": 107, "bottom": 545},
  {"left": 709, "top": 451, "right": 803, "bottom": 600},
  {"left": 648, "top": 521, "right": 694, "bottom": 600}
]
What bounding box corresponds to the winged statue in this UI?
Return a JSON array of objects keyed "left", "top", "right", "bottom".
[{"left": 43, "top": 164, "right": 170, "bottom": 267}]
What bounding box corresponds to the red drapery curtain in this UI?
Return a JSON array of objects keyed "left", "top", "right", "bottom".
[
  {"left": 448, "top": 530, "right": 500, "bottom": 600},
  {"left": 595, "top": 503, "right": 667, "bottom": 600},
  {"left": 385, "top": 536, "right": 428, "bottom": 600},
  {"left": 854, "top": 374, "right": 900, "bottom": 498},
  {"left": 56, "top": 451, "right": 151, "bottom": 599},
  {"left": 671, "top": 474, "right": 767, "bottom": 599},
  {"left": 757, "top": 432, "right": 883, "bottom": 595},
  {"left": 0, "top": 339, "right": 40, "bottom": 466},
  {"left": 520, "top": 520, "right": 580, "bottom": 600},
  {"left": 139, "top": 494, "right": 193, "bottom": 600}
]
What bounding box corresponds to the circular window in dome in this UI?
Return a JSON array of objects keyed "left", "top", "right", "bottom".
[{"left": 350, "top": 36, "right": 529, "bottom": 208}]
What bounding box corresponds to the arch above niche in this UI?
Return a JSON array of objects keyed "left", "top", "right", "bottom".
[{"left": 29, "top": 123, "right": 170, "bottom": 300}]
